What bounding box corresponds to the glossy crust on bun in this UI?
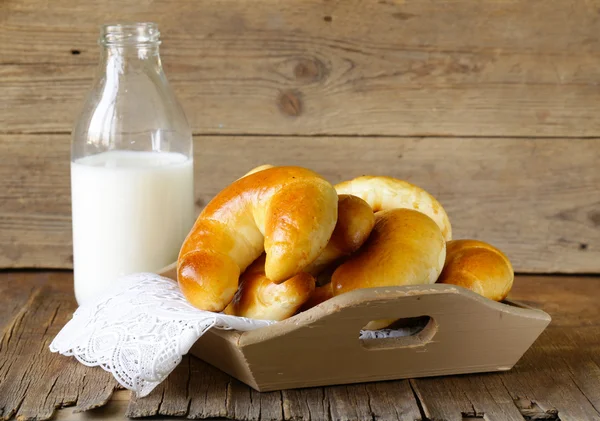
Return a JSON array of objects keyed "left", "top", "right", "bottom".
[
  {"left": 303, "top": 194, "right": 375, "bottom": 276},
  {"left": 178, "top": 166, "right": 338, "bottom": 311},
  {"left": 437, "top": 239, "right": 514, "bottom": 301},
  {"left": 224, "top": 255, "right": 315, "bottom": 320},
  {"left": 299, "top": 282, "right": 334, "bottom": 312},
  {"left": 332, "top": 208, "right": 446, "bottom": 296},
  {"left": 335, "top": 176, "right": 452, "bottom": 241}
]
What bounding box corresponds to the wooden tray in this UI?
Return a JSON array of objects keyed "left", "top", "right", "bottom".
[{"left": 159, "top": 264, "right": 551, "bottom": 392}]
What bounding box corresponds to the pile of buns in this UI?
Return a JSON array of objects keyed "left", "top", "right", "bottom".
[{"left": 177, "top": 165, "right": 514, "bottom": 323}]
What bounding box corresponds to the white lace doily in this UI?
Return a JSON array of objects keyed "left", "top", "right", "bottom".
[
  {"left": 50, "top": 273, "right": 416, "bottom": 397},
  {"left": 49, "top": 274, "right": 275, "bottom": 396}
]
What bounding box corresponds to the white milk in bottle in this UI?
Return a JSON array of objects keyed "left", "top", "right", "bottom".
[
  {"left": 71, "top": 23, "right": 195, "bottom": 305},
  {"left": 71, "top": 151, "right": 195, "bottom": 304}
]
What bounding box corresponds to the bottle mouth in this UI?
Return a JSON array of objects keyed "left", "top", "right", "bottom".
[{"left": 100, "top": 22, "right": 161, "bottom": 46}]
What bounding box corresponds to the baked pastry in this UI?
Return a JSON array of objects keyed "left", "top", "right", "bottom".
[
  {"left": 303, "top": 194, "right": 375, "bottom": 276},
  {"left": 437, "top": 239, "right": 514, "bottom": 301},
  {"left": 332, "top": 208, "right": 446, "bottom": 295},
  {"left": 224, "top": 255, "right": 315, "bottom": 320},
  {"left": 299, "top": 282, "right": 334, "bottom": 312},
  {"left": 227, "top": 194, "right": 374, "bottom": 319},
  {"left": 178, "top": 166, "right": 338, "bottom": 311},
  {"left": 238, "top": 164, "right": 274, "bottom": 179},
  {"left": 335, "top": 176, "right": 452, "bottom": 241},
  {"left": 331, "top": 208, "right": 446, "bottom": 329}
]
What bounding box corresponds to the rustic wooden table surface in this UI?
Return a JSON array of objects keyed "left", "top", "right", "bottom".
[{"left": 0, "top": 271, "right": 598, "bottom": 421}]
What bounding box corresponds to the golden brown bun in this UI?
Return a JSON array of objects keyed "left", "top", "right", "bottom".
[
  {"left": 297, "top": 195, "right": 374, "bottom": 314},
  {"left": 299, "top": 282, "right": 333, "bottom": 312},
  {"left": 335, "top": 176, "right": 452, "bottom": 241},
  {"left": 332, "top": 208, "right": 446, "bottom": 296},
  {"left": 437, "top": 239, "right": 514, "bottom": 301},
  {"left": 239, "top": 164, "right": 275, "bottom": 179},
  {"left": 224, "top": 255, "right": 315, "bottom": 320},
  {"left": 303, "top": 194, "right": 375, "bottom": 276},
  {"left": 178, "top": 166, "right": 338, "bottom": 312},
  {"left": 226, "top": 195, "right": 373, "bottom": 319}
]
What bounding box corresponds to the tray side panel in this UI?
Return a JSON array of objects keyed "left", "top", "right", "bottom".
[
  {"left": 190, "top": 330, "right": 259, "bottom": 390},
  {"left": 237, "top": 288, "right": 550, "bottom": 391}
]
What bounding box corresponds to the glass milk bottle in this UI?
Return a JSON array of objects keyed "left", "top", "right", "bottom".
[{"left": 71, "top": 23, "right": 195, "bottom": 305}]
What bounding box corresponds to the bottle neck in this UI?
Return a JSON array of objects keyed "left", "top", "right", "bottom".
[
  {"left": 98, "top": 23, "right": 163, "bottom": 73},
  {"left": 100, "top": 44, "right": 163, "bottom": 73},
  {"left": 72, "top": 22, "right": 192, "bottom": 161}
]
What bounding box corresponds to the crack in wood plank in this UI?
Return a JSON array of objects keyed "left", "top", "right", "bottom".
[
  {"left": 409, "top": 379, "right": 429, "bottom": 421},
  {"left": 496, "top": 328, "right": 600, "bottom": 421},
  {"left": 0, "top": 273, "right": 118, "bottom": 421},
  {"left": 512, "top": 398, "right": 559, "bottom": 420},
  {"left": 554, "top": 330, "right": 600, "bottom": 416},
  {"left": 2, "top": 274, "right": 600, "bottom": 420}
]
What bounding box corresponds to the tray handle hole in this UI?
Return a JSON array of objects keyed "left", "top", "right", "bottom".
[{"left": 360, "top": 316, "right": 437, "bottom": 350}]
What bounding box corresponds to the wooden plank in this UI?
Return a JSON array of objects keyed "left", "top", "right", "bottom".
[
  {"left": 363, "top": 381, "right": 423, "bottom": 421},
  {"left": 128, "top": 361, "right": 424, "bottom": 421},
  {"left": 497, "top": 328, "right": 600, "bottom": 421},
  {"left": 0, "top": 272, "right": 118, "bottom": 421},
  {"left": 252, "top": 390, "right": 282, "bottom": 421},
  {"left": 159, "top": 355, "right": 191, "bottom": 417},
  {"left": 3, "top": 272, "right": 600, "bottom": 421},
  {"left": 2, "top": 134, "right": 599, "bottom": 273},
  {"left": 508, "top": 275, "right": 600, "bottom": 327},
  {"left": 283, "top": 381, "right": 421, "bottom": 421},
  {"left": 54, "top": 390, "right": 131, "bottom": 421},
  {"left": 2, "top": 0, "right": 600, "bottom": 137},
  {"left": 507, "top": 275, "right": 600, "bottom": 419},
  {"left": 120, "top": 275, "right": 600, "bottom": 421},
  {"left": 128, "top": 358, "right": 284, "bottom": 420},
  {"left": 411, "top": 275, "right": 600, "bottom": 421},
  {"left": 0, "top": 273, "right": 47, "bottom": 333},
  {"left": 282, "top": 388, "right": 330, "bottom": 420},
  {"left": 410, "top": 375, "right": 528, "bottom": 421},
  {"left": 560, "top": 329, "right": 600, "bottom": 414},
  {"left": 125, "top": 384, "right": 165, "bottom": 418},
  {"left": 226, "top": 380, "right": 264, "bottom": 421},
  {"left": 324, "top": 382, "right": 423, "bottom": 421},
  {"left": 326, "top": 385, "right": 375, "bottom": 421},
  {"left": 94, "top": 275, "right": 600, "bottom": 421},
  {"left": 180, "top": 357, "right": 230, "bottom": 419}
]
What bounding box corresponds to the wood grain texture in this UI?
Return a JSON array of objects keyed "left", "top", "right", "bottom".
[
  {"left": 53, "top": 390, "right": 132, "bottom": 421},
  {"left": 2, "top": 0, "right": 600, "bottom": 136},
  {"left": 0, "top": 272, "right": 118, "bottom": 421},
  {"left": 1, "top": 134, "right": 598, "bottom": 273},
  {"left": 102, "top": 274, "right": 600, "bottom": 421},
  {"left": 189, "top": 283, "right": 549, "bottom": 392},
  {"left": 496, "top": 330, "right": 600, "bottom": 421},
  {"left": 0, "top": 273, "right": 45, "bottom": 334},
  {"left": 0, "top": 272, "right": 599, "bottom": 420},
  {"left": 409, "top": 376, "right": 526, "bottom": 421}
]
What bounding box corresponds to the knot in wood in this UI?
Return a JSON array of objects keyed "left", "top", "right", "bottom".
[
  {"left": 294, "top": 58, "right": 326, "bottom": 83},
  {"left": 589, "top": 210, "right": 600, "bottom": 227},
  {"left": 278, "top": 90, "right": 303, "bottom": 117}
]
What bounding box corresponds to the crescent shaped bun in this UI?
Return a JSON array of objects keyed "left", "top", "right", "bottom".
[
  {"left": 303, "top": 194, "right": 375, "bottom": 276},
  {"left": 224, "top": 255, "right": 315, "bottom": 321},
  {"left": 335, "top": 176, "right": 452, "bottom": 241},
  {"left": 178, "top": 166, "right": 338, "bottom": 311},
  {"left": 239, "top": 164, "right": 275, "bottom": 179},
  {"left": 299, "top": 282, "right": 334, "bottom": 312},
  {"left": 437, "top": 239, "right": 514, "bottom": 301},
  {"left": 332, "top": 208, "right": 446, "bottom": 296},
  {"left": 229, "top": 194, "right": 374, "bottom": 319}
]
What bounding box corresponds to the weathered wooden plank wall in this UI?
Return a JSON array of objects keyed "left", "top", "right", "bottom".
[
  {"left": 2, "top": 135, "right": 599, "bottom": 272},
  {"left": 1, "top": 0, "right": 599, "bottom": 272}
]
